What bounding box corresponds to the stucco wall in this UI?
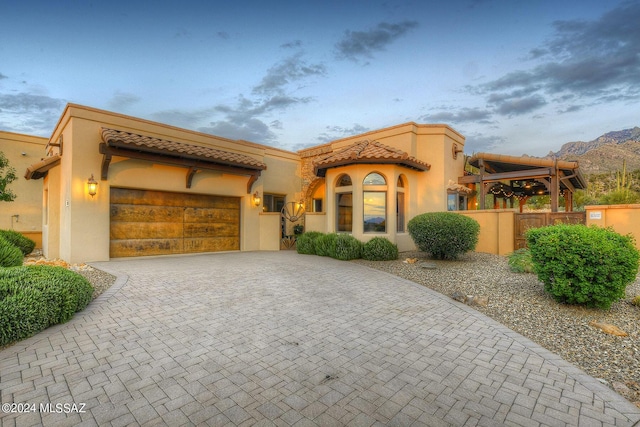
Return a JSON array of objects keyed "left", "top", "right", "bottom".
[
  {"left": 585, "top": 204, "right": 640, "bottom": 250},
  {"left": 0, "top": 131, "right": 47, "bottom": 245},
  {"left": 459, "top": 210, "right": 516, "bottom": 256}
]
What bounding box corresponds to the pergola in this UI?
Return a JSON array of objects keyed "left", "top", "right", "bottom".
[{"left": 458, "top": 153, "right": 587, "bottom": 212}]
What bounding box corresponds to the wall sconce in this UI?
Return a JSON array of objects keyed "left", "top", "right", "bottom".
[
  {"left": 87, "top": 174, "right": 98, "bottom": 198},
  {"left": 252, "top": 191, "right": 261, "bottom": 207}
]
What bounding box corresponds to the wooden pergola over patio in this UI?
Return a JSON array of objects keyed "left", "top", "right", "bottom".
[{"left": 458, "top": 153, "right": 587, "bottom": 212}]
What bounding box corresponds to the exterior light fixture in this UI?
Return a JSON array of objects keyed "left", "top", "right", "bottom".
[
  {"left": 87, "top": 174, "right": 98, "bottom": 198},
  {"left": 252, "top": 191, "right": 261, "bottom": 207}
]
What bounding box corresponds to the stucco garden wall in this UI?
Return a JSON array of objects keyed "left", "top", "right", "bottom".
[
  {"left": 0, "top": 131, "right": 47, "bottom": 246},
  {"left": 585, "top": 204, "right": 640, "bottom": 250}
]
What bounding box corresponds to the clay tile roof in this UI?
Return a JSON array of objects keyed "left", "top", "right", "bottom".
[
  {"left": 101, "top": 128, "right": 266, "bottom": 170},
  {"left": 313, "top": 140, "right": 430, "bottom": 177}
]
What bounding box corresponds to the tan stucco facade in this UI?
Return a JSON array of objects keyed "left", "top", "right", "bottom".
[
  {"left": 18, "top": 103, "right": 469, "bottom": 262},
  {"left": 0, "top": 131, "right": 48, "bottom": 247}
]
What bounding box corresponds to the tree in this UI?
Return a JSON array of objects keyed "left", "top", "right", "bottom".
[{"left": 0, "top": 151, "right": 18, "bottom": 202}]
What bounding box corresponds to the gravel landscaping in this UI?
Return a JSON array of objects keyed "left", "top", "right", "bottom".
[{"left": 353, "top": 251, "right": 640, "bottom": 407}]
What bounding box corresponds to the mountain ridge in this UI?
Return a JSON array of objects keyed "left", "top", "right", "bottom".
[{"left": 548, "top": 127, "right": 640, "bottom": 175}]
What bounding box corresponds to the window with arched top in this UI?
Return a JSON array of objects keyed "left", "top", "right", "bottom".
[
  {"left": 363, "top": 172, "right": 387, "bottom": 233},
  {"left": 397, "top": 175, "right": 407, "bottom": 232},
  {"left": 335, "top": 174, "right": 352, "bottom": 232}
]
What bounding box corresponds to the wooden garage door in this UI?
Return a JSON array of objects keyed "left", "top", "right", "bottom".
[{"left": 110, "top": 188, "right": 240, "bottom": 257}]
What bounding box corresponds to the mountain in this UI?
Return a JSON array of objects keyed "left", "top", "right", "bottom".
[{"left": 551, "top": 127, "right": 640, "bottom": 175}]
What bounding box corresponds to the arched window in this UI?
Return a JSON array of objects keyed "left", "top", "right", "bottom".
[
  {"left": 363, "top": 172, "right": 387, "bottom": 233},
  {"left": 397, "top": 175, "right": 406, "bottom": 232},
  {"left": 335, "top": 174, "right": 352, "bottom": 232}
]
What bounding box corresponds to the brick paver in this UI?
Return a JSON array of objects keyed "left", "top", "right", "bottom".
[{"left": 1, "top": 251, "right": 639, "bottom": 426}]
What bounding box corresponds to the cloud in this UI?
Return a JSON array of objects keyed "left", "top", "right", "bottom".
[
  {"left": 0, "top": 92, "right": 64, "bottom": 136},
  {"left": 316, "top": 124, "right": 370, "bottom": 143},
  {"left": 476, "top": 2, "right": 640, "bottom": 116},
  {"left": 421, "top": 107, "right": 494, "bottom": 124},
  {"left": 280, "top": 40, "right": 302, "bottom": 49},
  {"left": 0, "top": 72, "right": 7, "bottom": 80},
  {"left": 335, "top": 21, "right": 419, "bottom": 61},
  {"left": 463, "top": 132, "right": 508, "bottom": 154},
  {"left": 108, "top": 91, "right": 141, "bottom": 111},
  {"left": 252, "top": 52, "right": 326, "bottom": 95},
  {"left": 198, "top": 118, "right": 275, "bottom": 143},
  {"left": 216, "top": 31, "right": 230, "bottom": 40}
]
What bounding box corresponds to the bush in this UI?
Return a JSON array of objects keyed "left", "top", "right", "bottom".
[
  {"left": 507, "top": 248, "right": 534, "bottom": 273},
  {"left": 362, "top": 237, "right": 398, "bottom": 261},
  {"left": 407, "top": 212, "right": 480, "bottom": 260},
  {"left": 526, "top": 224, "right": 640, "bottom": 310},
  {"left": 296, "top": 232, "right": 324, "bottom": 255},
  {"left": 0, "top": 237, "right": 23, "bottom": 267},
  {"left": 315, "top": 233, "right": 338, "bottom": 257},
  {"left": 0, "top": 230, "right": 36, "bottom": 256},
  {"left": 333, "top": 234, "right": 362, "bottom": 261},
  {"left": 0, "top": 266, "right": 94, "bottom": 346}
]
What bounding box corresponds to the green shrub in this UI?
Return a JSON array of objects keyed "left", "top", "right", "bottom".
[
  {"left": 632, "top": 295, "right": 640, "bottom": 307},
  {"left": 508, "top": 248, "right": 534, "bottom": 273},
  {"left": 296, "top": 232, "right": 324, "bottom": 255},
  {"left": 362, "top": 237, "right": 398, "bottom": 261},
  {"left": 0, "top": 282, "right": 47, "bottom": 346},
  {"left": 526, "top": 224, "right": 640, "bottom": 310},
  {"left": 407, "top": 212, "right": 480, "bottom": 260},
  {"left": 0, "top": 266, "right": 94, "bottom": 346},
  {"left": 315, "top": 233, "right": 338, "bottom": 257},
  {"left": 0, "top": 230, "right": 36, "bottom": 256},
  {"left": 333, "top": 234, "right": 362, "bottom": 261},
  {"left": 0, "top": 237, "right": 23, "bottom": 267}
]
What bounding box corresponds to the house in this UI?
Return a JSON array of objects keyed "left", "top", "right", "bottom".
[{"left": 19, "top": 104, "right": 468, "bottom": 263}]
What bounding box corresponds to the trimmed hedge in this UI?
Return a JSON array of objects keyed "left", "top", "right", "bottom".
[
  {"left": 333, "top": 234, "right": 363, "bottom": 261},
  {"left": 407, "top": 212, "right": 479, "bottom": 260},
  {"left": 0, "top": 266, "right": 94, "bottom": 346},
  {"left": 526, "top": 224, "right": 640, "bottom": 309},
  {"left": 315, "top": 233, "right": 338, "bottom": 257},
  {"left": 296, "top": 231, "right": 324, "bottom": 255},
  {"left": 0, "top": 230, "right": 36, "bottom": 256},
  {"left": 362, "top": 237, "right": 398, "bottom": 261},
  {"left": 0, "top": 236, "right": 23, "bottom": 268}
]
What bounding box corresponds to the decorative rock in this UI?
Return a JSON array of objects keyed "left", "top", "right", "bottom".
[
  {"left": 588, "top": 321, "right": 628, "bottom": 337},
  {"left": 403, "top": 258, "right": 419, "bottom": 264},
  {"left": 419, "top": 262, "right": 438, "bottom": 269},
  {"left": 450, "top": 292, "right": 488, "bottom": 307}
]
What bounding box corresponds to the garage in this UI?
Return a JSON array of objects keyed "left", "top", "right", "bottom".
[{"left": 110, "top": 188, "right": 240, "bottom": 257}]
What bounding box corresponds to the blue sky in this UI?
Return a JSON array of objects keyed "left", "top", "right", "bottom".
[{"left": 1, "top": 0, "right": 638, "bottom": 156}]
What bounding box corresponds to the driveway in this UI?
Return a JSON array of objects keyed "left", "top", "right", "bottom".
[{"left": 1, "top": 251, "right": 639, "bottom": 426}]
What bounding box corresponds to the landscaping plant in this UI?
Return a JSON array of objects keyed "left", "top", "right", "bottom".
[
  {"left": 0, "top": 236, "right": 23, "bottom": 267},
  {"left": 296, "top": 231, "right": 324, "bottom": 255},
  {"left": 526, "top": 224, "right": 640, "bottom": 310},
  {"left": 315, "top": 233, "right": 338, "bottom": 257},
  {"left": 0, "top": 266, "right": 94, "bottom": 346},
  {"left": 362, "top": 237, "right": 398, "bottom": 261},
  {"left": 407, "top": 212, "right": 480, "bottom": 260},
  {"left": 333, "top": 234, "right": 362, "bottom": 261},
  {"left": 0, "top": 229, "right": 36, "bottom": 256},
  {"left": 507, "top": 248, "right": 534, "bottom": 273}
]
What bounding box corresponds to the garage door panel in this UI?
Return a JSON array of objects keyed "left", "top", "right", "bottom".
[
  {"left": 110, "top": 204, "right": 184, "bottom": 222},
  {"left": 184, "top": 207, "right": 239, "bottom": 223},
  {"left": 184, "top": 237, "right": 239, "bottom": 252},
  {"left": 111, "top": 222, "right": 184, "bottom": 240},
  {"left": 110, "top": 187, "right": 241, "bottom": 258},
  {"left": 184, "top": 223, "right": 239, "bottom": 238},
  {"left": 110, "top": 239, "right": 184, "bottom": 257}
]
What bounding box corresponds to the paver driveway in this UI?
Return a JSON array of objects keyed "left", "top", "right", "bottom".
[{"left": 1, "top": 251, "right": 640, "bottom": 426}]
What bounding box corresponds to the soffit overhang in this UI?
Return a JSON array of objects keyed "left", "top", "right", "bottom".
[{"left": 24, "top": 155, "right": 61, "bottom": 180}]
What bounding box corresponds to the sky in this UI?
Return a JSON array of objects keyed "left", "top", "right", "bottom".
[{"left": 1, "top": 0, "right": 638, "bottom": 156}]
